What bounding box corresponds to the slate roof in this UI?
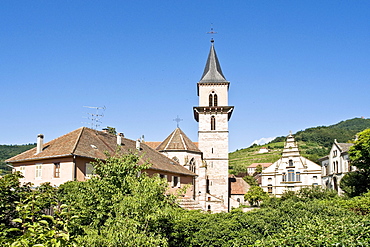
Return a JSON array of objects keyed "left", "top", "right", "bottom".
[
  {"left": 336, "top": 142, "right": 354, "bottom": 153},
  {"left": 156, "top": 128, "right": 201, "bottom": 153},
  {"left": 200, "top": 41, "right": 228, "bottom": 83},
  {"left": 6, "top": 127, "right": 196, "bottom": 176}
]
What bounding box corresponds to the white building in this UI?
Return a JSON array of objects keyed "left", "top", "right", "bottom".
[
  {"left": 319, "top": 140, "right": 354, "bottom": 194},
  {"left": 261, "top": 133, "right": 322, "bottom": 196}
]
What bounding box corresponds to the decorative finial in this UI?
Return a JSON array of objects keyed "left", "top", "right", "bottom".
[
  {"left": 173, "top": 115, "right": 183, "bottom": 128},
  {"left": 207, "top": 23, "right": 217, "bottom": 43}
]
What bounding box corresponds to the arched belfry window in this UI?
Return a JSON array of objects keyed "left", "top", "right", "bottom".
[
  {"left": 211, "top": 116, "right": 216, "bottom": 130},
  {"left": 208, "top": 91, "right": 218, "bottom": 107}
]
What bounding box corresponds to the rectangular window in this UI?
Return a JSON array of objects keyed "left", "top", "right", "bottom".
[
  {"left": 172, "top": 176, "right": 180, "bottom": 188},
  {"left": 296, "top": 172, "right": 301, "bottom": 182},
  {"left": 289, "top": 160, "right": 293, "bottom": 166},
  {"left": 267, "top": 184, "right": 273, "bottom": 194},
  {"left": 85, "top": 163, "right": 94, "bottom": 179},
  {"left": 20, "top": 166, "right": 26, "bottom": 177},
  {"left": 54, "top": 163, "right": 60, "bottom": 178},
  {"left": 35, "top": 164, "right": 42, "bottom": 179},
  {"left": 287, "top": 170, "right": 295, "bottom": 182}
]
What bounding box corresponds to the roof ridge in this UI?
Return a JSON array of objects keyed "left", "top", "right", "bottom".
[
  {"left": 164, "top": 128, "right": 178, "bottom": 150},
  {"left": 179, "top": 132, "right": 187, "bottom": 150},
  {"left": 71, "top": 127, "right": 85, "bottom": 154}
]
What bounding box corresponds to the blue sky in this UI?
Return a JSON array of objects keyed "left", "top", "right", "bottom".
[{"left": 1, "top": 1, "right": 369, "bottom": 151}]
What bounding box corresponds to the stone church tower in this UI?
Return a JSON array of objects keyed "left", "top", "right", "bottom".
[{"left": 193, "top": 39, "right": 234, "bottom": 212}]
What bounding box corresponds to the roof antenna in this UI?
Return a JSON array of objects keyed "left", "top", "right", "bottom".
[
  {"left": 207, "top": 23, "right": 217, "bottom": 43},
  {"left": 83, "top": 106, "right": 106, "bottom": 130},
  {"left": 173, "top": 115, "right": 183, "bottom": 128}
]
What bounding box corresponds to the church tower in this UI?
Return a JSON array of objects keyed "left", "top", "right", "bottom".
[{"left": 193, "top": 39, "right": 234, "bottom": 212}]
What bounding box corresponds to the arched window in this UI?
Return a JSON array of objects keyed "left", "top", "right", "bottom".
[
  {"left": 189, "top": 158, "right": 196, "bottom": 173},
  {"left": 209, "top": 94, "right": 213, "bottom": 107},
  {"left": 211, "top": 116, "right": 216, "bottom": 130},
  {"left": 208, "top": 91, "right": 218, "bottom": 106}
]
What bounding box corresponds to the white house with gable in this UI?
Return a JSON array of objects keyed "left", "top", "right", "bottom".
[
  {"left": 319, "top": 140, "right": 354, "bottom": 194},
  {"left": 261, "top": 133, "right": 322, "bottom": 196}
]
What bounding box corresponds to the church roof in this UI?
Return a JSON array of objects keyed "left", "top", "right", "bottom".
[
  {"left": 156, "top": 128, "right": 201, "bottom": 153},
  {"left": 199, "top": 41, "right": 228, "bottom": 83},
  {"left": 6, "top": 127, "right": 196, "bottom": 176}
]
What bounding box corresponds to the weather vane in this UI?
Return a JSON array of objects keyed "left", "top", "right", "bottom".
[
  {"left": 207, "top": 23, "right": 217, "bottom": 42},
  {"left": 173, "top": 115, "right": 183, "bottom": 128}
]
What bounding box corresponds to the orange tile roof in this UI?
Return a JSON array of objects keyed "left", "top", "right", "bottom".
[
  {"left": 7, "top": 127, "right": 196, "bottom": 177},
  {"left": 248, "top": 163, "right": 273, "bottom": 168},
  {"left": 156, "top": 128, "right": 201, "bottom": 153},
  {"left": 230, "top": 176, "right": 250, "bottom": 195}
]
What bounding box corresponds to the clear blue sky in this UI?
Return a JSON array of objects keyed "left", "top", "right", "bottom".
[{"left": 1, "top": 1, "right": 369, "bottom": 151}]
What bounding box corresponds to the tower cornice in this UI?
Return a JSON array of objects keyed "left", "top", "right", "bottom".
[{"left": 193, "top": 106, "right": 234, "bottom": 122}]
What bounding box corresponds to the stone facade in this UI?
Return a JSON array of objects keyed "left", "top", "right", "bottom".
[{"left": 193, "top": 40, "right": 234, "bottom": 212}]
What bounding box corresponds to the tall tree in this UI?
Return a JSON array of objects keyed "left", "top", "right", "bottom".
[{"left": 341, "top": 128, "right": 370, "bottom": 197}]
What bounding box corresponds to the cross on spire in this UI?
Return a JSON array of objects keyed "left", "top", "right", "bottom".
[
  {"left": 173, "top": 115, "right": 183, "bottom": 128},
  {"left": 207, "top": 23, "right": 217, "bottom": 42}
]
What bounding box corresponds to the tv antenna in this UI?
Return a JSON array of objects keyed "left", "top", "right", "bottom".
[{"left": 83, "top": 106, "right": 106, "bottom": 130}]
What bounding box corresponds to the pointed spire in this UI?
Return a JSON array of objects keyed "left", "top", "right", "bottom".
[{"left": 200, "top": 40, "right": 227, "bottom": 82}]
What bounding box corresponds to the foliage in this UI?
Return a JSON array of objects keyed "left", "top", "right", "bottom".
[
  {"left": 270, "top": 118, "right": 370, "bottom": 148},
  {"left": 58, "top": 152, "right": 177, "bottom": 246},
  {"left": 0, "top": 173, "right": 73, "bottom": 246},
  {"left": 254, "top": 164, "right": 262, "bottom": 174},
  {"left": 0, "top": 144, "right": 36, "bottom": 175},
  {"left": 349, "top": 128, "right": 370, "bottom": 171},
  {"left": 104, "top": 126, "right": 117, "bottom": 135},
  {"left": 276, "top": 186, "right": 338, "bottom": 202},
  {"left": 244, "top": 186, "right": 269, "bottom": 206},
  {"left": 243, "top": 175, "right": 258, "bottom": 186},
  {"left": 169, "top": 195, "right": 370, "bottom": 246},
  {"left": 340, "top": 170, "right": 370, "bottom": 197},
  {"left": 340, "top": 128, "right": 370, "bottom": 197}
]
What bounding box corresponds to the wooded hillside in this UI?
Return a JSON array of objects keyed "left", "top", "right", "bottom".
[
  {"left": 0, "top": 144, "right": 35, "bottom": 175},
  {"left": 229, "top": 117, "right": 370, "bottom": 175}
]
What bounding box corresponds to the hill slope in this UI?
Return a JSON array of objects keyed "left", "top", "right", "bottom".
[
  {"left": 229, "top": 118, "right": 370, "bottom": 175},
  {"left": 0, "top": 144, "right": 36, "bottom": 175}
]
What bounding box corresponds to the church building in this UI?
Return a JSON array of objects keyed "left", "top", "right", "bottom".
[{"left": 149, "top": 39, "right": 235, "bottom": 212}]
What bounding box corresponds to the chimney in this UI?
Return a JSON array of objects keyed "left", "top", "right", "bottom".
[
  {"left": 36, "top": 134, "right": 44, "bottom": 154},
  {"left": 136, "top": 139, "right": 141, "bottom": 151},
  {"left": 117, "top": 133, "right": 124, "bottom": 145}
]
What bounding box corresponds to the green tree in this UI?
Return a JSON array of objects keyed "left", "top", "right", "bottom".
[
  {"left": 244, "top": 186, "right": 269, "bottom": 206},
  {"left": 105, "top": 126, "right": 117, "bottom": 135},
  {"left": 341, "top": 128, "right": 370, "bottom": 197},
  {"left": 58, "top": 152, "right": 177, "bottom": 246},
  {"left": 243, "top": 175, "right": 258, "bottom": 186}
]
